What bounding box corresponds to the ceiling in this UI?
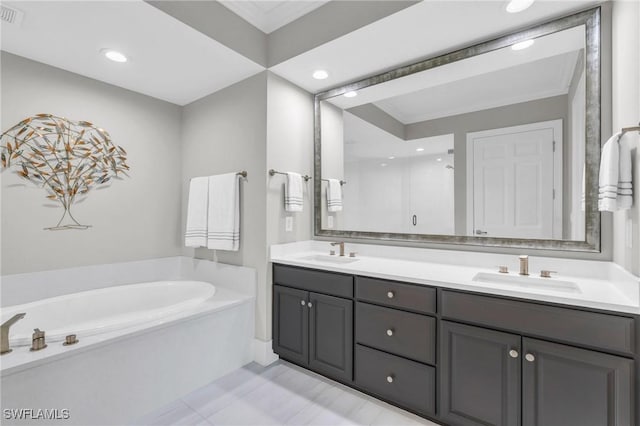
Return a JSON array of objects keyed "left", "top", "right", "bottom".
[
  {"left": 219, "top": 0, "right": 330, "bottom": 33},
  {"left": 270, "top": 0, "right": 598, "bottom": 93},
  {"left": 344, "top": 112, "right": 454, "bottom": 161},
  {"left": 0, "top": 1, "right": 264, "bottom": 105},
  {"left": 326, "top": 23, "right": 584, "bottom": 122},
  {"left": 374, "top": 50, "right": 579, "bottom": 124},
  {"left": 0, "top": 0, "right": 598, "bottom": 106}
]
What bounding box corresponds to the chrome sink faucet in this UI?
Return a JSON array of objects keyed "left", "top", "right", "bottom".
[
  {"left": 1, "top": 313, "right": 26, "bottom": 355},
  {"left": 519, "top": 255, "right": 529, "bottom": 276},
  {"left": 331, "top": 241, "right": 346, "bottom": 257}
]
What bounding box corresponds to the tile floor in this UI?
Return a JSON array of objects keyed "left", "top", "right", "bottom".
[{"left": 134, "top": 361, "right": 440, "bottom": 426}]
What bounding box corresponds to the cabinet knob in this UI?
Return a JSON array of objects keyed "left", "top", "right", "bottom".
[
  {"left": 301, "top": 300, "right": 306, "bottom": 306},
  {"left": 525, "top": 353, "right": 535, "bottom": 362},
  {"left": 509, "top": 349, "right": 519, "bottom": 358},
  {"left": 308, "top": 302, "right": 313, "bottom": 308},
  {"left": 386, "top": 329, "right": 394, "bottom": 337},
  {"left": 386, "top": 375, "right": 394, "bottom": 383},
  {"left": 387, "top": 291, "right": 395, "bottom": 299}
]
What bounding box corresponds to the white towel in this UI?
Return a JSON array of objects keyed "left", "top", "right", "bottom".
[
  {"left": 285, "top": 172, "right": 304, "bottom": 212},
  {"left": 185, "top": 177, "right": 209, "bottom": 248},
  {"left": 618, "top": 137, "right": 633, "bottom": 209},
  {"left": 327, "top": 179, "right": 343, "bottom": 212},
  {"left": 599, "top": 132, "right": 633, "bottom": 211},
  {"left": 207, "top": 173, "right": 240, "bottom": 251}
]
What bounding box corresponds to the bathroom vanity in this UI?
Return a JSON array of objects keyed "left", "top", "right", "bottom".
[{"left": 271, "top": 242, "right": 639, "bottom": 426}]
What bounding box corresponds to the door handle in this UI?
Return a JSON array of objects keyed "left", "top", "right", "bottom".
[
  {"left": 412, "top": 215, "right": 417, "bottom": 226},
  {"left": 475, "top": 229, "right": 488, "bottom": 235}
]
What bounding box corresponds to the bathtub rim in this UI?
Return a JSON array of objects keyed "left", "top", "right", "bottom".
[
  {"left": 1, "top": 285, "right": 254, "bottom": 377},
  {"left": 3, "top": 280, "right": 218, "bottom": 347}
]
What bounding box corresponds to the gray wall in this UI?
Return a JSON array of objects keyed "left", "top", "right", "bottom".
[
  {"left": 180, "top": 72, "right": 315, "bottom": 342},
  {"left": 0, "top": 52, "right": 183, "bottom": 274},
  {"left": 180, "top": 72, "right": 270, "bottom": 340},
  {"left": 612, "top": 0, "right": 640, "bottom": 275},
  {"left": 405, "top": 95, "right": 569, "bottom": 235},
  {"left": 265, "top": 72, "right": 314, "bottom": 340}
]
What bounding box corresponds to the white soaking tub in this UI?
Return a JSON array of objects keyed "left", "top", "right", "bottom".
[
  {"left": 1, "top": 265, "right": 256, "bottom": 426},
  {"left": 2, "top": 281, "right": 217, "bottom": 347}
]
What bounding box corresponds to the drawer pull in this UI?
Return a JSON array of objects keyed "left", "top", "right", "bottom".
[
  {"left": 386, "top": 375, "right": 394, "bottom": 383},
  {"left": 386, "top": 328, "right": 394, "bottom": 337},
  {"left": 387, "top": 291, "right": 395, "bottom": 299},
  {"left": 525, "top": 353, "right": 535, "bottom": 362},
  {"left": 509, "top": 349, "right": 519, "bottom": 358},
  {"left": 300, "top": 300, "right": 306, "bottom": 306}
]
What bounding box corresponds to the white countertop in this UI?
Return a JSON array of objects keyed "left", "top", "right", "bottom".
[{"left": 270, "top": 241, "right": 640, "bottom": 315}]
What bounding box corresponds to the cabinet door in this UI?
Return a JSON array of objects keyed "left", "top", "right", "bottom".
[
  {"left": 309, "top": 292, "right": 353, "bottom": 382},
  {"left": 522, "top": 338, "right": 634, "bottom": 426},
  {"left": 273, "top": 285, "right": 308, "bottom": 366},
  {"left": 440, "top": 321, "right": 521, "bottom": 426}
]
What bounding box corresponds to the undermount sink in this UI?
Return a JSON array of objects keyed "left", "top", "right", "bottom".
[
  {"left": 472, "top": 272, "right": 580, "bottom": 293},
  {"left": 300, "top": 254, "right": 360, "bottom": 264}
]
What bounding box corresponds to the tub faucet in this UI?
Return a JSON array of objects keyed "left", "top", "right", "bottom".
[
  {"left": 331, "top": 241, "right": 345, "bottom": 256},
  {"left": 519, "top": 255, "right": 529, "bottom": 276},
  {"left": 1, "top": 313, "right": 26, "bottom": 355}
]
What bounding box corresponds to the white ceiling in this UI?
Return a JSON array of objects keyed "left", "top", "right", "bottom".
[
  {"left": 0, "top": 0, "right": 598, "bottom": 107},
  {"left": 344, "top": 112, "right": 454, "bottom": 160},
  {"left": 375, "top": 50, "right": 580, "bottom": 124},
  {"left": 219, "top": 0, "right": 330, "bottom": 34},
  {"left": 323, "top": 24, "right": 583, "bottom": 124},
  {"left": 270, "top": 0, "right": 598, "bottom": 93},
  {"left": 0, "top": 1, "right": 265, "bottom": 105}
]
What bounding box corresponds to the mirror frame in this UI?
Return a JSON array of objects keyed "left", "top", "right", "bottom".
[{"left": 314, "top": 7, "right": 601, "bottom": 252}]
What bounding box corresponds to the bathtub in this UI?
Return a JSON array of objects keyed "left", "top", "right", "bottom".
[
  {"left": 1, "top": 264, "right": 256, "bottom": 426},
  {"left": 2, "top": 281, "right": 217, "bottom": 347}
]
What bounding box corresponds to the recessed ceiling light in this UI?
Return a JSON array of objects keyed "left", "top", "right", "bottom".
[
  {"left": 506, "top": 0, "right": 534, "bottom": 13},
  {"left": 101, "top": 49, "right": 127, "bottom": 63},
  {"left": 380, "top": 163, "right": 387, "bottom": 167},
  {"left": 436, "top": 157, "right": 442, "bottom": 162},
  {"left": 416, "top": 148, "right": 424, "bottom": 152},
  {"left": 388, "top": 156, "right": 395, "bottom": 160},
  {"left": 511, "top": 39, "right": 535, "bottom": 50},
  {"left": 344, "top": 91, "right": 358, "bottom": 98},
  {"left": 313, "top": 70, "right": 329, "bottom": 80}
]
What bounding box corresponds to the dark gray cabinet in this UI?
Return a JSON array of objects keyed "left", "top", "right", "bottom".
[
  {"left": 355, "top": 344, "right": 436, "bottom": 416},
  {"left": 440, "top": 321, "right": 521, "bottom": 426},
  {"left": 522, "top": 337, "right": 633, "bottom": 426},
  {"left": 273, "top": 264, "right": 638, "bottom": 426},
  {"left": 356, "top": 302, "right": 436, "bottom": 365},
  {"left": 273, "top": 284, "right": 353, "bottom": 382},
  {"left": 273, "top": 285, "right": 308, "bottom": 366},
  {"left": 309, "top": 292, "right": 353, "bottom": 381},
  {"left": 441, "top": 320, "right": 635, "bottom": 426}
]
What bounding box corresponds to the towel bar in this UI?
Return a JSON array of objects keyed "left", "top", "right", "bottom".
[
  {"left": 321, "top": 178, "right": 347, "bottom": 186},
  {"left": 621, "top": 124, "right": 640, "bottom": 135},
  {"left": 190, "top": 171, "right": 247, "bottom": 181},
  {"left": 268, "top": 169, "right": 311, "bottom": 181}
]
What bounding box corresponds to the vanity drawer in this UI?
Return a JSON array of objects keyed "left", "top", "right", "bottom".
[
  {"left": 355, "top": 344, "right": 436, "bottom": 416},
  {"left": 356, "top": 302, "right": 436, "bottom": 364},
  {"left": 441, "top": 290, "right": 635, "bottom": 355},
  {"left": 356, "top": 276, "right": 436, "bottom": 314},
  {"left": 273, "top": 264, "right": 353, "bottom": 298}
]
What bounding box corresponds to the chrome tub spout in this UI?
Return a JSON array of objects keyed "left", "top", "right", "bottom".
[{"left": 1, "top": 313, "right": 26, "bottom": 355}]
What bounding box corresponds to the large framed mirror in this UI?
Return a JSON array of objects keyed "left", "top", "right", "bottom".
[{"left": 314, "top": 7, "right": 601, "bottom": 252}]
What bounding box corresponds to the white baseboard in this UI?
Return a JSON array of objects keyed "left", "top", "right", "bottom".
[{"left": 253, "top": 339, "right": 279, "bottom": 366}]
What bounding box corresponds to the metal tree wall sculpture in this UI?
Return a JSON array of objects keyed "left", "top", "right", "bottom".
[{"left": 1, "top": 114, "right": 129, "bottom": 230}]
